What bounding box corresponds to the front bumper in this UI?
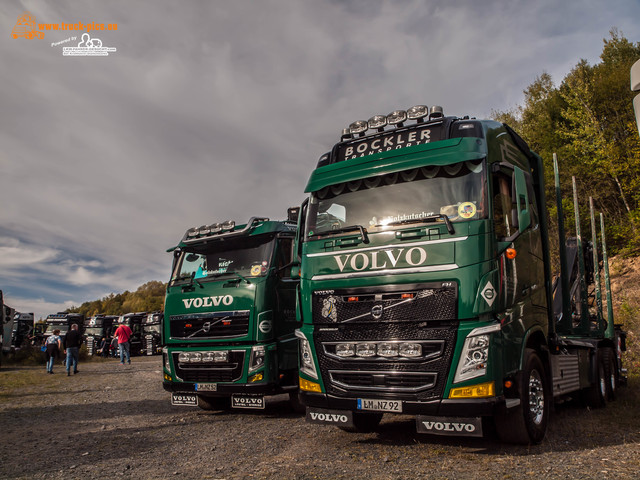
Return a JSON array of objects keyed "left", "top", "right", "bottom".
[
  {"left": 163, "top": 380, "right": 296, "bottom": 396},
  {"left": 299, "top": 390, "right": 506, "bottom": 416}
]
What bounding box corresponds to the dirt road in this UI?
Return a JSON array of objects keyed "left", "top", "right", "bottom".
[{"left": 0, "top": 356, "right": 639, "bottom": 479}]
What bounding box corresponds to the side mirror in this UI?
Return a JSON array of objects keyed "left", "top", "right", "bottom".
[{"left": 291, "top": 264, "right": 301, "bottom": 279}]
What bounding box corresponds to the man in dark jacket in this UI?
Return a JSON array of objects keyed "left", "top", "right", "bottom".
[{"left": 64, "top": 324, "right": 83, "bottom": 376}]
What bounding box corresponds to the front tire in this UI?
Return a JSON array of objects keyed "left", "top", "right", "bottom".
[{"left": 495, "top": 350, "right": 549, "bottom": 444}]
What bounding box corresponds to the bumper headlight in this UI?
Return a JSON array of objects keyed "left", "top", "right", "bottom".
[
  {"left": 296, "top": 329, "right": 318, "bottom": 379},
  {"left": 454, "top": 324, "right": 500, "bottom": 383},
  {"left": 162, "top": 347, "right": 170, "bottom": 371}
]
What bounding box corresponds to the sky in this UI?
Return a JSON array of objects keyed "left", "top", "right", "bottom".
[{"left": 2, "top": 0, "right": 640, "bottom": 320}]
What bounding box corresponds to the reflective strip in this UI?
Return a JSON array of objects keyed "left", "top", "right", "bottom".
[{"left": 311, "top": 264, "right": 458, "bottom": 281}]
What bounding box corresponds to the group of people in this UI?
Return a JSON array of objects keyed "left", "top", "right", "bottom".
[{"left": 44, "top": 322, "right": 134, "bottom": 374}]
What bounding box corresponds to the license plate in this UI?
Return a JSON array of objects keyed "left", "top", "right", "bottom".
[
  {"left": 231, "top": 395, "right": 265, "bottom": 409},
  {"left": 171, "top": 393, "right": 197, "bottom": 406},
  {"left": 357, "top": 398, "right": 402, "bottom": 413},
  {"left": 196, "top": 383, "right": 217, "bottom": 392}
]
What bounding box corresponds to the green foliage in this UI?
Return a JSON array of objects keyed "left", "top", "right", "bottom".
[
  {"left": 67, "top": 280, "right": 166, "bottom": 316},
  {"left": 492, "top": 30, "right": 640, "bottom": 254}
]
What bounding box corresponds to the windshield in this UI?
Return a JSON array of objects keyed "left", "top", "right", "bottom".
[
  {"left": 144, "top": 324, "right": 161, "bottom": 334},
  {"left": 306, "top": 160, "right": 486, "bottom": 238},
  {"left": 85, "top": 327, "right": 103, "bottom": 336},
  {"left": 171, "top": 235, "right": 276, "bottom": 285},
  {"left": 45, "top": 324, "right": 69, "bottom": 335}
]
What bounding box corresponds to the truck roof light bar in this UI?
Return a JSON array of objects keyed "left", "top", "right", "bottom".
[
  {"left": 181, "top": 217, "right": 268, "bottom": 244},
  {"left": 340, "top": 128, "right": 351, "bottom": 141}
]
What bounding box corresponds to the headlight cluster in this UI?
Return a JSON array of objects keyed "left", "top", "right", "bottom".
[
  {"left": 178, "top": 350, "right": 228, "bottom": 364},
  {"left": 454, "top": 324, "right": 500, "bottom": 383},
  {"left": 332, "top": 342, "right": 422, "bottom": 359},
  {"left": 296, "top": 330, "right": 318, "bottom": 379},
  {"left": 163, "top": 347, "right": 170, "bottom": 371},
  {"left": 249, "top": 345, "right": 265, "bottom": 373}
]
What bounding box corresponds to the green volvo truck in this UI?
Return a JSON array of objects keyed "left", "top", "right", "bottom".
[
  {"left": 293, "top": 105, "right": 626, "bottom": 444},
  {"left": 162, "top": 215, "right": 300, "bottom": 411}
]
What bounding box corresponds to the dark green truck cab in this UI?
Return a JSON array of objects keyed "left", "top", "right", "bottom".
[
  {"left": 294, "top": 106, "right": 625, "bottom": 443},
  {"left": 162, "top": 216, "right": 300, "bottom": 411}
]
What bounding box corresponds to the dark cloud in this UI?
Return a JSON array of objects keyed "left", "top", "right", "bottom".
[{"left": 1, "top": 0, "right": 639, "bottom": 318}]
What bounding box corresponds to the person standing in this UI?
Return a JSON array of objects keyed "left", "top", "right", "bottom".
[
  {"left": 113, "top": 322, "right": 133, "bottom": 365},
  {"left": 45, "top": 329, "right": 62, "bottom": 374},
  {"left": 64, "top": 324, "right": 83, "bottom": 376}
]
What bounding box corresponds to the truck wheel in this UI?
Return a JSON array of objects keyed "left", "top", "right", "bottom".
[
  {"left": 288, "top": 391, "right": 305, "bottom": 414},
  {"left": 339, "top": 412, "right": 383, "bottom": 433},
  {"left": 198, "top": 396, "right": 231, "bottom": 411},
  {"left": 603, "top": 348, "right": 618, "bottom": 401},
  {"left": 584, "top": 349, "right": 607, "bottom": 408},
  {"left": 495, "top": 350, "right": 549, "bottom": 444}
]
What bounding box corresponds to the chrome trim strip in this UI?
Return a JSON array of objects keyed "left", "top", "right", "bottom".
[
  {"left": 307, "top": 236, "right": 467, "bottom": 257},
  {"left": 329, "top": 369, "right": 437, "bottom": 393},
  {"left": 311, "top": 264, "right": 458, "bottom": 281}
]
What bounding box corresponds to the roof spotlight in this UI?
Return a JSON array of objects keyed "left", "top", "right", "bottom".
[
  {"left": 368, "top": 115, "right": 387, "bottom": 131},
  {"left": 209, "top": 223, "right": 222, "bottom": 234},
  {"left": 340, "top": 128, "right": 351, "bottom": 140},
  {"left": 198, "top": 225, "right": 211, "bottom": 235},
  {"left": 349, "top": 120, "right": 368, "bottom": 135},
  {"left": 186, "top": 228, "right": 199, "bottom": 238},
  {"left": 430, "top": 105, "right": 444, "bottom": 118},
  {"left": 221, "top": 221, "right": 235, "bottom": 231},
  {"left": 387, "top": 110, "right": 407, "bottom": 126},
  {"left": 407, "top": 105, "right": 429, "bottom": 121}
]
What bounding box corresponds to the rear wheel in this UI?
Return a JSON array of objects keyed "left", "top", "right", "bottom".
[
  {"left": 603, "top": 348, "right": 618, "bottom": 401},
  {"left": 198, "top": 396, "right": 231, "bottom": 411},
  {"left": 584, "top": 349, "right": 607, "bottom": 408},
  {"left": 339, "top": 412, "right": 383, "bottom": 433},
  {"left": 495, "top": 349, "right": 549, "bottom": 444}
]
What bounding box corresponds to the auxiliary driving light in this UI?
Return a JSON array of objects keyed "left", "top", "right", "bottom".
[
  {"left": 186, "top": 228, "right": 199, "bottom": 238},
  {"left": 407, "top": 105, "right": 429, "bottom": 121},
  {"left": 209, "top": 223, "right": 222, "bottom": 234},
  {"left": 356, "top": 343, "right": 377, "bottom": 357},
  {"left": 368, "top": 115, "right": 387, "bottom": 130},
  {"left": 387, "top": 110, "right": 407, "bottom": 125},
  {"left": 221, "top": 221, "right": 235, "bottom": 231},
  {"left": 198, "top": 225, "right": 211, "bottom": 235},
  {"left": 349, "top": 120, "right": 368, "bottom": 135},
  {"left": 335, "top": 343, "right": 356, "bottom": 357}
]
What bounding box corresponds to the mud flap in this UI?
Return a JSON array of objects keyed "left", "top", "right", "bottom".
[
  {"left": 306, "top": 408, "right": 354, "bottom": 428},
  {"left": 416, "top": 415, "right": 483, "bottom": 437}
]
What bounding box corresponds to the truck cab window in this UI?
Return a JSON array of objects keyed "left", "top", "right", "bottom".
[{"left": 493, "top": 169, "right": 518, "bottom": 240}]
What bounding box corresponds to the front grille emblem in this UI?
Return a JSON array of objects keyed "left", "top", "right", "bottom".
[{"left": 371, "top": 304, "right": 383, "bottom": 319}]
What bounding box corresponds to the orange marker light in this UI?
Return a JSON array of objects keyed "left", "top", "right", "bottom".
[
  {"left": 506, "top": 248, "right": 517, "bottom": 259},
  {"left": 347, "top": 296, "right": 359, "bottom": 302},
  {"left": 504, "top": 380, "right": 513, "bottom": 389},
  {"left": 401, "top": 293, "right": 415, "bottom": 299}
]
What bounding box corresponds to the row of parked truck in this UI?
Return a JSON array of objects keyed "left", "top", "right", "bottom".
[
  {"left": 0, "top": 305, "right": 163, "bottom": 357},
  {"left": 161, "top": 105, "right": 628, "bottom": 445}
]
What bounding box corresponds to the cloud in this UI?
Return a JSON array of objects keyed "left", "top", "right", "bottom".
[{"left": 1, "top": 0, "right": 639, "bottom": 318}]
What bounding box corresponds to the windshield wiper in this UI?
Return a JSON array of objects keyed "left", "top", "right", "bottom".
[
  {"left": 324, "top": 225, "right": 370, "bottom": 244},
  {"left": 387, "top": 214, "right": 455, "bottom": 235},
  {"left": 173, "top": 272, "right": 203, "bottom": 289}
]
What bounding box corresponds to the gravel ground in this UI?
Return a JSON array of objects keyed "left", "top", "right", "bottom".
[{"left": 1, "top": 355, "right": 639, "bottom": 480}]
